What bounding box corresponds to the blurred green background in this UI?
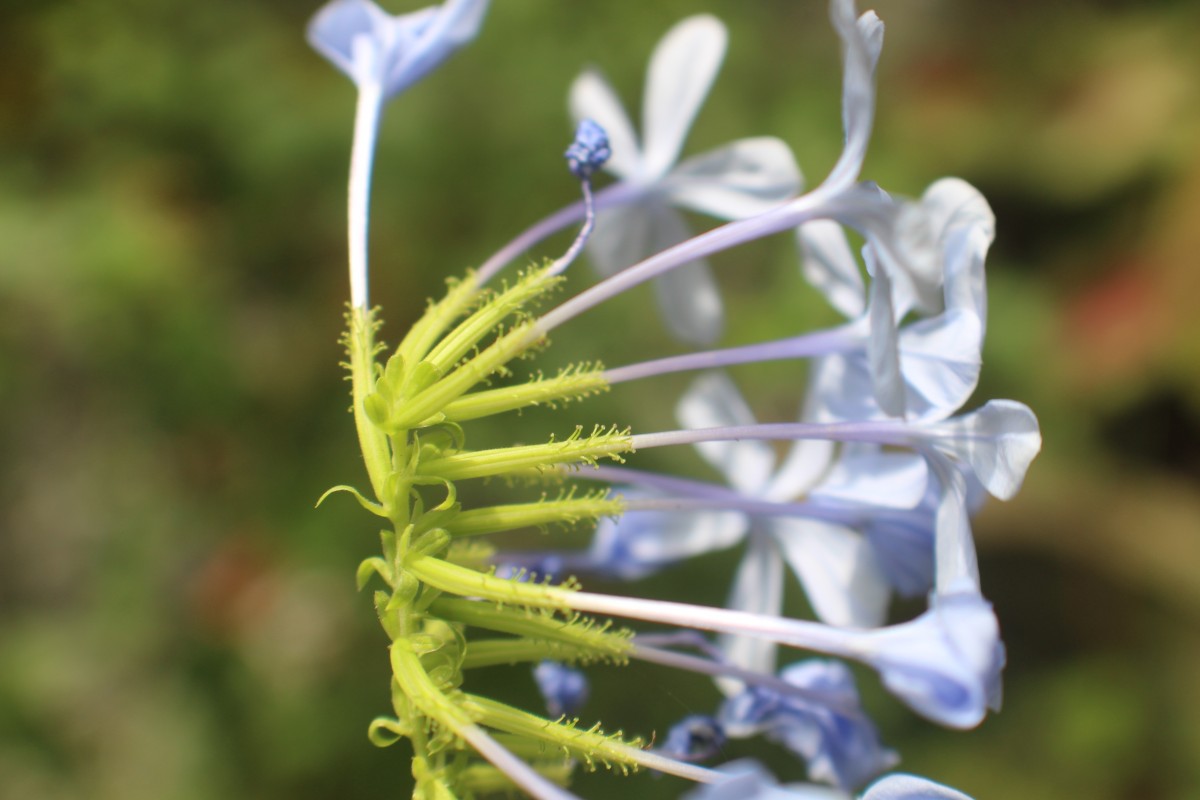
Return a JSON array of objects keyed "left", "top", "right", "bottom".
[{"left": 2, "top": 1, "right": 1199, "bottom": 798}]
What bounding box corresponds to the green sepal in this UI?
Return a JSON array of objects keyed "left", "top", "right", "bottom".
[
  {"left": 367, "top": 716, "right": 411, "bottom": 748},
  {"left": 315, "top": 484, "right": 387, "bottom": 518},
  {"left": 373, "top": 590, "right": 402, "bottom": 640},
  {"left": 356, "top": 556, "right": 392, "bottom": 591}
]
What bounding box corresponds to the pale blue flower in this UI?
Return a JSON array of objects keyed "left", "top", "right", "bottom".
[
  {"left": 533, "top": 660, "right": 589, "bottom": 719},
  {"left": 307, "top": 0, "right": 490, "bottom": 309},
  {"left": 860, "top": 582, "right": 1005, "bottom": 729},
  {"left": 308, "top": 0, "right": 489, "bottom": 99},
  {"left": 681, "top": 761, "right": 974, "bottom": 800},
  {"left": 800, "top": 179, "right": 995, "bottom": 421},
  {"left": 719, "top": 660, "right": 898, "bottom": 791},
  {"left": 571, "top": 15, "right": 800, "bottom": 344},
  {"left": 661, "top": 715, "right": 727, "bottom": 763}
]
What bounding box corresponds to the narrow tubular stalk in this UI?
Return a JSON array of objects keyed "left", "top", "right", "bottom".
[
  {"left": 474, "top": 182, "right": 642, "bottom": 285},
  {"left": 533, "top": 189, "right": 835, "bottom": 335},
  {"left": 347, "top": 85, "right": 382, "bottom": 310},
  {"left": 603, "top": 324, "right": 861, "bottom": 385}
]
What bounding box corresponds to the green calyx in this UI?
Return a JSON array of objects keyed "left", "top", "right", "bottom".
[{"left": 333, "top": 270, "right": 647, "bottom": 797}]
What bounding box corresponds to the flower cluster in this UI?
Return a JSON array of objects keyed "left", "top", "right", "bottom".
[{"left": 305, "top": 1, "right": 1041, "bottom": 799}]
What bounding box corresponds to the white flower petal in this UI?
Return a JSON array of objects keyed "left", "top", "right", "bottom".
[
  {"left": 584, "top": 200, "right": 655, "bottom": 277},
  {"left": 589, "top": 506, "right": 748, "bottom": 580},
  {"left": 798, "top": 220, "right": 866, "bottom": 320},
  {"left": 924, "top": 452, "right": 979, "bottom": 593},
  {"left": 678, "top": 372, "right": 776, "bottom": 495},
  {"left": 719, "top": 532, "right": 786, "bottom": 691},
  {"left": 642, "top": 15, "right": 728, "bottom": 179},
  {"left": 862, "top": 774, "right": 974, "bottom": 800},
  {"left": 665, "top": 137, "right": 802, "bottom": 220},
  {"left": 648, "top": 206, "right": 725, "bottom": 345},
  {"left": 764, "top": 438, "right": 836, "bottom": 502},
  {"left": 894, "top": 311, "right": 983, "bottom": 422},
  {"left": 569, "top": 68, "right": 642, "bottom": 180},
  {"left": 384, "top": 0, "right": 489, "bottom": 97},
  {"left": 865, "top": 248, "right": 905, "bottom": 417},
  {"left": 772, "top": 518, "right": 890, "bottom": 629},
  {"left": 814, "top": 447, "right": 928, "bottom": 509}
]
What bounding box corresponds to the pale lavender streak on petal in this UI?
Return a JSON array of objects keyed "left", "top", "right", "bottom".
[
  {"left": 641, "top": 15, "right": 728, "bottom": 178},
  {"left": 862, "top": 774, "right": 974, "bottom": 800},
  {"left": 475, "top": 182, "right": 640, "bottom": 285},
  {"left": 630, "top": 644, "right": 865, "bottom": 718},
  {"left": 630, "top": 419, "right": 920, "bottom": 453},
  {"left": 603, "top": 324, "right": 861, "bottom": 386}
]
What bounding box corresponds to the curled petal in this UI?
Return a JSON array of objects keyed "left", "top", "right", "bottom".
[
  {"left": 720, "top": 660, "right": 898, "bottom": 791},
  {"left": 825, "top": 0, "right": 885, "bottom": 190},
  {"left": 308, "top": 0, "right": 489, "bottom": 98},
  {"left": 863, "top": 587, "right": 1005, "bottom": 728},
  {"left": 928, "top": 400, "right": 1042, "bottom": 501},
  {"left": 642, "top": 15, "right": 729, "bottom": 179},
  {"left": 666, "top": 137, "right": 803, "bottom": 220}
]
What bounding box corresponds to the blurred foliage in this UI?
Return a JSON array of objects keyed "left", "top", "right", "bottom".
[{"left": 1, "top": 1, "right": 1199, "bottom": 798}]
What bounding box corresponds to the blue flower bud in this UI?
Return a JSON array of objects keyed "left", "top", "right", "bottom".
[{"left": 564, "top": 119, "right": 612, "bottom": 179}]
